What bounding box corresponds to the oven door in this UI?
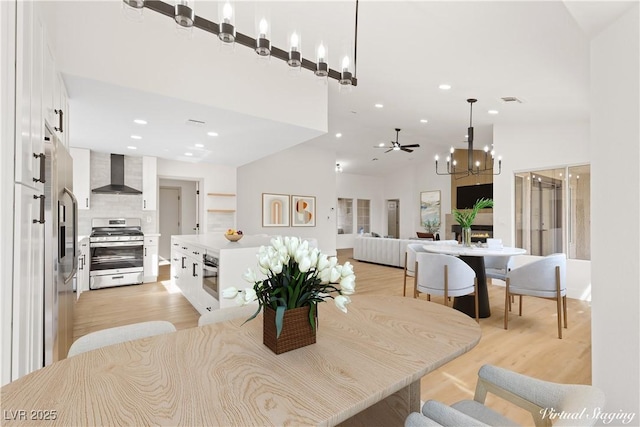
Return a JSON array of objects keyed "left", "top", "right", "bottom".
[
  {"left": 90, "top": 241, "right": 144, "bottom": 275},
  {"left": 202, "top": 257, "right": 218, "bottom": 300}
]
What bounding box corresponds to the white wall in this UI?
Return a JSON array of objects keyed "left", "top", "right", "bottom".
[
  {"left": 157, "top": 158, "right": 237, "bottom": 234},
  {"left": 591, "top": 4, "right": 639, "bottom": 419},
  {"left": 493, "top": 122, "right": 591, "bottom": 300},
  {"left": 237, "top": 144, "right": 337, "bottom": 256}
]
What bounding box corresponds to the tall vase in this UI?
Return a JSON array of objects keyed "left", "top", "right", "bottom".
[
  {"left": 462, "top": 227, "right": 472, "bottom": 247},
  {"left": 263, "top": 305, "right": 316, "bottom": 354}
]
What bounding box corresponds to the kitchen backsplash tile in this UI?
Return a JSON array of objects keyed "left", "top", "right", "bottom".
[{"left": 78, "top": 152, "right": 157, "bottom": 235}]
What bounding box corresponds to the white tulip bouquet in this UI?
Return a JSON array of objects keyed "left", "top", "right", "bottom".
[{"left": 223, "top": 236, "right": 356, "bottom": 338}]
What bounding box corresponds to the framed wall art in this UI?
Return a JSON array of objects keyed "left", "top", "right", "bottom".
[
  {"left": 262, "top": 193, "right": 290, "bottom": 227},
  {"left": 291, "top": 195, "right": 316, "bottom": 227},
  {"left": 420, "top": 190, "right": 441, "bottom": 233}
]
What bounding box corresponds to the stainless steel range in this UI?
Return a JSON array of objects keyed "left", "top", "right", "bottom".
[{"left": 89, "top": 218, "right": 144, "bottom": 289}]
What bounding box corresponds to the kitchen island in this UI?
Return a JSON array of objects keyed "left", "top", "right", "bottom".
[{"left": 170, "top": 234, "right": 271, "bottom": 314}]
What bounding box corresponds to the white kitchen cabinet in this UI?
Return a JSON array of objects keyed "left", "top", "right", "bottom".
[
  {"left": 12, "top": 183, "right": 45, "bottom": 380},
  {"left": 170, "top": 240, "right": 217, "bottom": 314},
  {"left": 143, "top": 235, "right": 159, "bottom": 283},
  {"left": 15, "top": 1, "right": 45, "bottom": 191},
  {"left": 42, "top": 38, "right": 55, "bottom": 130},
  {"left": 70, "top": 147, "right": 90, "bottom": 209},
  {"left": 142, "top": 156, "right": 157, "bottom": 210},
  {"left": 55, "top": 74, "right": 68, "bottom": 147},
  {"left": 76, "top": 237, "right": 90, "bottom": 296}
]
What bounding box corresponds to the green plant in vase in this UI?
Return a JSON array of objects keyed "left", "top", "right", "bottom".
[{"left": 452, "top": 198, "right": 493, "bottom": 246}]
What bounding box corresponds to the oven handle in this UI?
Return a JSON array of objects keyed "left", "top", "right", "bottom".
[
  {"left": 63, "top": 187, "right": 78, "bottom": 285},
  {"left": 90, "top": 241, "right": 144, "bottom": 248}
]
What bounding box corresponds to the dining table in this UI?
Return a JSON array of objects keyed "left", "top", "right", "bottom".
[
  {"left": 1, "top": 295, "right": 481, "bottom": 427},
  {"left": 422, "top": 244, "right": 527, "bottom": 318}
]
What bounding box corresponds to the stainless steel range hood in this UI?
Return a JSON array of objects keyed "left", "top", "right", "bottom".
[{"left": 91, "top": 154, "right": 142, "bottom": 195}]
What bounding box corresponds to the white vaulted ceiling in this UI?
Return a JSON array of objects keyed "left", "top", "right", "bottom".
[{"left": 41, "top": 0, "right": 634, "bottom": 175}]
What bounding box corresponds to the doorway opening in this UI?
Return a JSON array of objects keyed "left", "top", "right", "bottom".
[
  {"left": 386, "top": 199, "right": 400, "bottom": 238},
  {"left": 158, "top": 178, "right": 200, "bottom": 262}
]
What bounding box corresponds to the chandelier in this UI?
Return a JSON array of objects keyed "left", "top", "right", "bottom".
[
  {"left": 434, "top": 99, "right": 502, "bottom": 177},
  {"left": 122, "top": 0, "right": 359, "bottom": 86}
]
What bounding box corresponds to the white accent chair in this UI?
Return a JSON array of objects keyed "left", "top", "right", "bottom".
[
  {"left": 484, "top": 255, "right": 513, "bottom": 283},
  {"left": 198, "top": 304, "right": 257, "bottom": 327},
  {"left": 406, "top": 364, "right": 605, "bottom": 427},
  {"left": 67, "top": 320, "right": 176, "bottom": 357},
  {"left": 403, "top": 243, "right": 429, "bottom": 297},
  {"left": 414, "top": 252, "right": 479, "bottom": 322},
  {"left": 505, "top": 253, "right": 567, "bottom": 338}
]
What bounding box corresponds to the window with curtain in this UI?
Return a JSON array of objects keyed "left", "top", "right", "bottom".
[
  {"left": 337, "top": 198, "right": 353, "bottom": 234},
  {"left": 514, "top": 164, "right": 590, "bottom": 260}
]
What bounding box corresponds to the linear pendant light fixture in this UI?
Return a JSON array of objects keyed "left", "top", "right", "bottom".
[
  {"left": 123, "top": 0, "right": 359, "bottom": 86},
  {"left": 434, "top": 98, "right": 502, "bottom": 177}
]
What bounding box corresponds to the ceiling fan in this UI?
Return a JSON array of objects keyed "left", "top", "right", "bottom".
[{"left": 375, "top": 128, "right": 420, "bottom": 153}]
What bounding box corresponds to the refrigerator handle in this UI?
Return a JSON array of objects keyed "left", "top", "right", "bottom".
[
  {"left": 33, "top": 152, "right": 46, "bottom": 183},
  {"left": 63, "top": 187, "right": 78, "bottom": 285}
]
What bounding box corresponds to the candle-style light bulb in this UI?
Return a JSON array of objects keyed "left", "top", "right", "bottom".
[
  {"left": 484, "top": 145, "right": 489, "bottom": 152},
  {"left": 290, "top": 32, "right": 299, "bottom": 51},
  {"left": 446, "top": 156, "right": 451, "bottom": 163},
  {"left": 450, "top": 146, "right": 455, "bottom": 154},
  {"left": 317, "top": 44, "right": 326, "bottom": 61},
  {"left": 258, "top": 18, "right": 268, "bottom": 38},
  {"left": 342, "top": 56, "right": 350, "bottom": 71},
  {"left": 453, "top": 160, "right": 457, "bottom": 166},
  {"left": 475, "top": 160, "right": 480, "bottom": 167},
  {"left": 222, "top": 1, "right": 232, "bottom": 23},
  {"left": 434, "top": 155, "right": 439, "bottom": 161}
]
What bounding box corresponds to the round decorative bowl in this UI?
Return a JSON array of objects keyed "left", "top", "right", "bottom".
[{"left": 225, "top": 234, "right": 243, "bottom": 242}]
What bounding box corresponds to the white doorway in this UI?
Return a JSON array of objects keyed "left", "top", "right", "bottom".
[
  {"left": 159, "top": 187, "right": 181, "bottom": 261},
  {"left": 158, "top": 179, "right": 199, "bottom": 261}
]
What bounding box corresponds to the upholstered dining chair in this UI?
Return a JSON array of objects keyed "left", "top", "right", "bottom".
[
  {"left": 504, "top": 253, "right": 567, "bottom": 338},
  {"left": 484, "top": 255, "right": 513, "bottom": 283},
  {"left": 406, "top": 364, "right": 605, "bottom": 427},
  {"left": 414, "top": 252, "right": 479, "bottom": 322},
  {"left": 404, "top": 243, "right": 429, "bottom": 297},
  {"left": 198, "top": 304, "right": 257, "bottom": 326},
  {"left": 67, "top": 320, "right": 177, "bottom": 357}
]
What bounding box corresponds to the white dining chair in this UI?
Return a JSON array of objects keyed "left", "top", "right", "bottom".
[
  {"left": 414, "top": 252, "right": 479, "bottom": 322},
  {"left": 407, "top": 364, "right": 605, "bottom": 427},
  {"left": 483, "top": 255, "right": 513, "bottom": 283},
  {"left": 504, "top": 253, "right": 567, "bottom": 338},
  {"left": 67, "top": 320, "right": 177, "bottom": 357},
  {"left": 404, "top": 243, "right": 429, "bottom": 297},
  {"left": 198, "top": 304, "right": 258, "bottom": 326}
]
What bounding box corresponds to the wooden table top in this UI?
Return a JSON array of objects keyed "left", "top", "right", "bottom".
[{"left": 1, "top": 295, "right": 481, "bottom": 426}]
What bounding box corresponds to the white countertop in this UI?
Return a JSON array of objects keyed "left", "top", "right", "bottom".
[
  {"left": 145, "top": 233, "right": 161, "bottom": 237},
  {"left": 172, "top": 233, "right": 272, "bottom": 252}
]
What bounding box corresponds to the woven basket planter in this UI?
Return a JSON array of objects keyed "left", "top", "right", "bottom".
[{"left": 263, "top": 305, "right": 316, "bottom": 354}]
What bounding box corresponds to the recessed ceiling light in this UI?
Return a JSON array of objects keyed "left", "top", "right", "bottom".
[
  {"left": 185, "top": 152, "right": 193, "bottom": 156},
  {"left": 127, "top": 146, "right": 137, "bottom": 150},
  {"left": 335, "top": 133, "right": 342, "bottom": 138},
  {"left": 420, "top": 119, "right": 428, "bottom": 123},
  {"left": 374, "top": 103, "right": 384, "bottom": 108},
  {"left": 130, "top": 135, "right": 142, "bottom": 140},
  {"left": 438, "top": 84, "right": 452, "bottom": 90},
  {"left": 488, "top": 110, "right": 499, "bottom": 115},
  {"left": 378, "top": 143, "right": 385, "bottom": 147},
  {"left": 207, "top": 131, "right": 218, "bottom": 137},
  {"left": 133, "top": 119, "right": 147, "bottom": 125},
  {"left": 195, "top": 143, "right": 204, "bottom": 148}
]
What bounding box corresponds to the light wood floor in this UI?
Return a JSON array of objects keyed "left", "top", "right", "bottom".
[{"left": 74, "top": 249, "right": 591, "bottom": 426}]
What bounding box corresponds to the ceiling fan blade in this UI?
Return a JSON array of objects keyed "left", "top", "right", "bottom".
[
  {"left": 402, "top": 144, "right": 420, "bottom": 148},
  {"left": 384, "top": 148, "right": 393, "bottom": 153},
  {"left": 401, "top": 148, "right": 414, "bottom": 153}
]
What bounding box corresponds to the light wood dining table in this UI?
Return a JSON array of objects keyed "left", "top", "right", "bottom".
[{"left": 1, "top": 295, "right": 481, "bottom": 426}]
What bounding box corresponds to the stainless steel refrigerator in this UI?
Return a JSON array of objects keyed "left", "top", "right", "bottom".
[{"left": 43, "top": 126, "right": 77, "bottom": 364}]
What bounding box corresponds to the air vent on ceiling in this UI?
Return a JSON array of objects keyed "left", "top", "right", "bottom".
[
  {"left": 501, "top": 96, "right": 524, "bottom": 103},
  {"left": 186, "top": 119, "right": 206, "bottom": 126}
]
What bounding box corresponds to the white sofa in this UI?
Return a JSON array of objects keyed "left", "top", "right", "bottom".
[{"left": 353, "top": 236, "right": 417, "bottom": 267}]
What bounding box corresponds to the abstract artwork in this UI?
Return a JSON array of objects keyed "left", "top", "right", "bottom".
[
  {"left": 291, "top": 195, "right": 316, "bottom": 227},
  {"left": 420, "top": 190, "right": 441, "bottom": 233},
  {"left": 262, "top": 193, "right": 290, "bottom": 227}
]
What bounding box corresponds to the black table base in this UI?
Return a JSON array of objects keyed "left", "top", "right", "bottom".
[{"left": 453, "top": 255, "right": 491, "bottom": 318}]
